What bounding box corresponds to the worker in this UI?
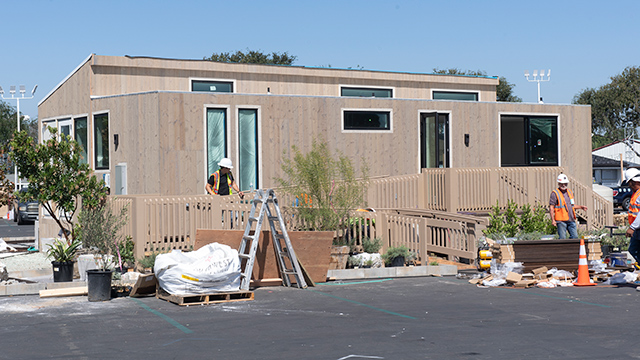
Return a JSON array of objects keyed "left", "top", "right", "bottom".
[
  {"left": 548, "top": 174, "right": 587, "bottom": 239},
  {"left": 205, "top": 158, "right": 244, "bottom": 199},
  {"left": 624, "top": 168, "right": 640, "bottom": 267}
]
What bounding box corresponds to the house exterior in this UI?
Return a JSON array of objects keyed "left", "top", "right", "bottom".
[
  {"left": 592, "top": 154, "right": 639, "bottom": 187},
  {"left": 38, "top": 54, "right": 593, "bottom": 198},
  {"left": 593, "top": 139, "right": 640, "bottom": 166}
]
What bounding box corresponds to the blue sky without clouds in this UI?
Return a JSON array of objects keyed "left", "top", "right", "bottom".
[{"left": 1, "top": 0, "right": 639, "bottom": 120}]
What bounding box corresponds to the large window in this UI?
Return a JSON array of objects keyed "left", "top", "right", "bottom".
[
  {"left": 94, "top": 113, "right": 109, "bottom": 170},
  {"left": 206, "top": 108, "right": 228, "bottom": 175},
  {"left": 192, "top": 80, "right": 233, "bottom": 93},
  {"left": 238, "top": 109, "right": 259, "bottom": 191},
  {"left": 74, "top": 117, "right": 88, "bottom": 164},
  {"left": 433, "top": 91, "right": 478, "bottom": 101},
  {"left": 343, "top": 110, "right": 391, "bottom": 131},
  {"left": 341, "top": 87, "right": 392, "bottom": 98},
  {"left": 501, "top": 115, "right": 558, "bottom": 166}
]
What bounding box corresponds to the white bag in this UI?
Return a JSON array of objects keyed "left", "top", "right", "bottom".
[{"left": 155, "top": 243, "right": 241, "bottom": 295}]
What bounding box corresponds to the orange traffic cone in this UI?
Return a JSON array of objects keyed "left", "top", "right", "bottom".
[{"left": 574, "top": 238, "right": 596, "bottom": 286}]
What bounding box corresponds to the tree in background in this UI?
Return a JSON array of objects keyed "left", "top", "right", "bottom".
[
  {"left": 204, "top": 49, "right": 297, "bottom": 65},
  {"left": 0, "top": 100, "right": 38, "bottom": 146},
  {"left": 432, "top": 68, "right": 522, "bottom": 102},
  {"left": 573, "top": 66, "right": 640, "bottom": 149}
]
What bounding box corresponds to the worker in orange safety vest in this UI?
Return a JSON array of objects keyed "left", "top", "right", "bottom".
[
  {"left": 624, "top": 168, "right": 640, "bottom": 267},
  {"left": 548, "top": 174, "right": 587, "bottom": 239}
]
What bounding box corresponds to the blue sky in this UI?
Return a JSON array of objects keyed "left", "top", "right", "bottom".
[{"left": 1, "top": 0, "right": 639, "bottom": 120}]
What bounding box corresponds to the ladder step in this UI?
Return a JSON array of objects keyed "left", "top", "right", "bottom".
[
  {"left": 242, "top": 235, "right": 255, "bottom": 241},
  {"left": 239, "top": 254, "right": 251, "bottom": 259},
  {"left": 248, "top": 216, "right": 258, "bottom": 222},
  {"left": 268, "top": 216, "right": 279, "bottom": 221}
]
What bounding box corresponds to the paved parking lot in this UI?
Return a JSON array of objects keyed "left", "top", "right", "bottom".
[{"left": 1, "top": 276, "right": 639, "bottom": 359}]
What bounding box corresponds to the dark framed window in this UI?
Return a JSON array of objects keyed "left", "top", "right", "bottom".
[
  {"left": 94, "top": 113, "right": 109, "bottom": 170},
  {"left": 192, "top": 80, "right": 233, "bottom": 93},
  {"left": 433, "top": 91, "right": 478, "bottom": 101},
  {"left": 343, "top": 110, "right": 391, "bottom": 131},
  {"left": 501, "top": 115, "right": 558, "bottom": 166},
  {"left": 341, "top": 87, "right": 392, "bottom": 98},
  {"left": 74, "top": 117, "right": 88, "bottom": 164}
]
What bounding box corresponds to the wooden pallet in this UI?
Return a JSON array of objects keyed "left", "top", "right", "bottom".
[{"left": 156, "top": 287, "right": 254, "bottom": 306}]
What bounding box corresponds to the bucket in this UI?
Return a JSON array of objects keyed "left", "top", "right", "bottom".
[
  {"left": 609, "top": 253, "right": 627, "bottom": 267},
  {"left": 87, "top": 269, "right": 113, "bottom": 302}
]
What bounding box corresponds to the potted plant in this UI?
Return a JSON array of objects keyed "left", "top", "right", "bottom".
[
  {"left": 45, "top": 238, "right": 82, "bottom": 282},
  {"left": 76, "top": 202, "right": 129, "bottom": 302},
  {"left": 382, "top": 245, "right": 411, "bottom": 267}
]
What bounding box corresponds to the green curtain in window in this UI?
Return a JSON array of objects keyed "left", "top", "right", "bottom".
[
  {"left": 238, "top": 109, "right": 258, "bottom": 191},
  {"left": 75, "top": 118, "right": 88, "bottom": 164},
  {"left": 94, "top": 114, "right": 109, "bottom": 169},
  {"left": 207, "top": 109, "right": 227, "bottom": 175}
]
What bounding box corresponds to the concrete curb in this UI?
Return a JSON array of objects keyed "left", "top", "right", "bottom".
[{"left": 327, "top": 264, "right": 457, "bottom": 280}]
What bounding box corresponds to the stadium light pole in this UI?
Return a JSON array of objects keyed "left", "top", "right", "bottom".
[
  {"left": 524, "top": 69, "right": 550, "bottom": 104},
  {"left": 0, "top": 84, "right": 38, "bottom": 191}
]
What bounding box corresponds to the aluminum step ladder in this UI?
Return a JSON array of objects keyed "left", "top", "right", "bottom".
[{"left": 238, "top": 189, "right": 307, "bottom": 291}]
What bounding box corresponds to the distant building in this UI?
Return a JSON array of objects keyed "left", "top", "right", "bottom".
[{"left": 592, "top": 154, "right": 639, "bottom": 186}]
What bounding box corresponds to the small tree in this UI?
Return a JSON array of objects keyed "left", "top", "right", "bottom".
[
  {"left": 275, "top": 140, "right": 369, "bottom": 236},
  {"left": 9, "top": 128, "right": 108, "bottom": 244}
]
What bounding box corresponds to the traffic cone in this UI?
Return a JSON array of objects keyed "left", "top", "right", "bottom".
[{"left": 574, "top": 238, "right": 596, "bottom": 286}]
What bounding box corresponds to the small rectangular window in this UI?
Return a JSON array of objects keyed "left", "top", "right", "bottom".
[
  {"left": 433, "top": 91, "right": 478, "bottom": 101},
  {"left": 341, "top": 87, "right": 392, "bottom": 98},
  {"left": 192, "top": 80, "right": 233, "bottom": 93},
  {"left": 344, "top": 111, "right": 391, "bottom": 131},
  {"left": 94, "top": 113, "right": 109, "bottom": 170}
]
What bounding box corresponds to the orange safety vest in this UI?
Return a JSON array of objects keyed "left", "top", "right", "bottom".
[
  {"left": 628, "top": 189, "right": 640, "bottom": 225},
  {"left": 553, "top": 188, "right": 575, "bottom": 222},
  {"left": 211, "top": 170, "right": 233, "bottom": 195}
]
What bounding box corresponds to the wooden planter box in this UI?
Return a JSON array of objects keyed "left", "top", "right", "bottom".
[
  {"left": 195, "top": 229, "right": 334, "bottom": 283},
  {"left": 512, "top": 239, "right": 602, "bottom": 273}
]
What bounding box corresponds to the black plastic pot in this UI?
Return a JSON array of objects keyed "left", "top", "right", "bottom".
[
  {"left": 390, "top": 256, "right": 405, "bottom": 267},
  {"left": 87, "top": 269, "right": 113, "bottom": 302},
  {"left": 52, "top": 261, "right": 74, "bottom": 282}
]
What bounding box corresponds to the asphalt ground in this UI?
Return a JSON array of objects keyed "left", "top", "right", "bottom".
[{"left": 1, "top": 276, "right": 640, "bottom": 359}]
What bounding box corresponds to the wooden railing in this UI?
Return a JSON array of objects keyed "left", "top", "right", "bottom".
[
  {"left": 35, "top": 167, "right": 611, "bottom": 264},
  {"left": 101, "top": 191, "right": 485, "bottom": 263},
  {"left": 368, "top": 167, "right": 613, "bottom": 229}
]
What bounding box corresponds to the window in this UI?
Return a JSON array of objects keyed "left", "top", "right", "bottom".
[
  {"left": 74, "top": 117, "right": 88, "bottom": 164},
  {"left": 206, "top": 108, "right": 228, "bottom": 175},
  {"left": 501, "top": 115, "right": 558, "bottom": 166},
  {"left": 433, "top": 91, "right": 478, "bottom": 101},
  {"left": 238, "top": 109, "right": 259, "bottom": 191},
  {"left": 94, "top": 113, "right": 109, "bottom": 170},
  {"left": 341, "top": 87, "right": 392, "bottom": 98},
  {"left": 343, "top": 110, "right": 391, "bottom": 131},
  {"left": 192, "top": 80, "right": 233, "bottom": 93}
]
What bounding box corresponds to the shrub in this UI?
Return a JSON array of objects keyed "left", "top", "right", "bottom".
[{"left": 276, "top": 139, "right": 369, "bottom": 239}]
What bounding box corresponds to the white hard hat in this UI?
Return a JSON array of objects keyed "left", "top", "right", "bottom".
[
  {"left": 557, "top": 174, "right": 569, "bottom": 184},
  {"left": 218, "top": 158, "right": 233, "bottom": 169},
  {"left": 625, "top": 168, "right": 640, "bottom": 183}
]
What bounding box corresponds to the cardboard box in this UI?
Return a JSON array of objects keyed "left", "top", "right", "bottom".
[
  {"left": 514, "top": 280, "right": 537, "bottom": 288},
  {"left": 534, "top": 273, "right": 552, "bottom": 281},
  {"left": 532, "top": 266, "right": 548, "bottom": 275},
  {"left": 506, "top": 272, "right": 523, "bottom": 284}
]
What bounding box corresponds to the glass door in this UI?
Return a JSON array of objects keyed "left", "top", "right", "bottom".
[{"left": 420, "top": 113, "right": 449, "bottom": 169}]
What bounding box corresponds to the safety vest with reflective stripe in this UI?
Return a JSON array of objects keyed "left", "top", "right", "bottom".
[
  {"left": 211, "top": 170, "right": 233, "bottom": 195},
  {"left": 553, "top": 188, "right": 575, "bottom": 222},
  {"left": 628, "top": 189, "right": 640, "bottom": 225}
]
